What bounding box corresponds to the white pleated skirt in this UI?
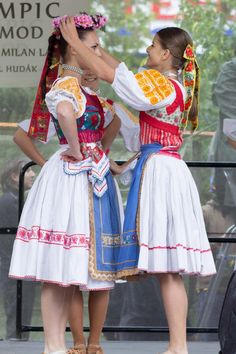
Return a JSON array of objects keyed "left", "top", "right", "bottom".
[
  {"left": 137, "top": 154, "right": 216, "bottom": 276},
  {"left": 9, "top": 147, "right": 123, "bottom": 290}
]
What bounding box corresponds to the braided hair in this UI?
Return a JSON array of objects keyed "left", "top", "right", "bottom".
[
  {"left": 156, "top": 27, "right": 198, "bottom": 124},
  {"left": 41, "top": 28, "right": 93, "bottom": 100},
  {"left": 41, "top": 33, "right": 59, "bottom": 100}
]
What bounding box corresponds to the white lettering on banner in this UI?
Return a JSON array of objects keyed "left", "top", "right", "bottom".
[
  {"left": 0, "top": 26, "right": 43, "bottom": 39},
  {"left": 0, "top": 0, "right": 89, "bottom": 87}
]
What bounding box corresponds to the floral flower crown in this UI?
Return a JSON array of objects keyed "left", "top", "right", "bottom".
[{"left": 52, "top": 12, "right": 107, "bottom": 30}]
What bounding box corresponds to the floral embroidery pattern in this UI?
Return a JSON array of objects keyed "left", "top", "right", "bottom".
[
  {"left": 53, "top": 13, "right": 107, "bottom": 30},
  {"left": 144, "top": 78, "right": 185, "bottom": 132},
  {"left": 182, "top": 44, "right": 200, "bottom": 131},
  {"left": 52, "top": 77, "right": 85, "bottom": 115},
  {"left": 102, "top": 234, "right": 121, "bottom": 246},
  {"left": 148, "top": 106, "right": 182, "bottom": 125},
  {"left": 122, "top": 231, "right": 138, "bottom": 245},
  {"left": 135, "top": 69, "right": 174, "bottom": 105},
  {"left": 16, "top": 226, "right": 90, "bottom": 250}
]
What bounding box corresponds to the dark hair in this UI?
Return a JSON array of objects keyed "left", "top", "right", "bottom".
[
  {"left": 156, "top": 27, "right": 193, "bottom": 70},
  {"left": 58, "top": 28, "right": 93, "bottom": 61},
  {"left": 41, "top": 28, "right": 93, "bottom": 99},
  {"left": 1, "top": 158, "right": 28, "bottom": 192},
  {"left": 156, "top": 27, "right": 197, "bottom": 122}
]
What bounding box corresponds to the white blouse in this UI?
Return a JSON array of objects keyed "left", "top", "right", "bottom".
[{"left": 111, "top": 62, "right": 176, "bottom": 112}]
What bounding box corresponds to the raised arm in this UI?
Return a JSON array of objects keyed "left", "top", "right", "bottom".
[
  {"left": 60, "top": 18, "right": 175, "bottom": 112},
  {"left": 60, "top": 17, "right": 115, "bottom": 83},
  {"left": 100, "top": 47, "right": 121, "bottom": 69}
]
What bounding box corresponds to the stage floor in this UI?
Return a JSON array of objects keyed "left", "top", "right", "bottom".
[{"left": 0, "top": 340, "right": 220, "bottom": 354}]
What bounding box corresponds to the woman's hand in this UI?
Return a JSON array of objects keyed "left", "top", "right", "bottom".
[
  {"left": 110, "top": 152, "right": 140, "bottom": 175},
  {"left": 59, "top": 16, "right": 80, "bottom": 48},
  {"left": 227, "top": 137, "right": 236, "bottom": 149},
  {"left": 60, "top": 147, "right": 83, "bottom": 163},
  {"left": 109, "top": 159, "right": 126, "bottom": 175}
]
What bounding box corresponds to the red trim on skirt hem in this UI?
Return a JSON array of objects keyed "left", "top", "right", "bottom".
[
  {"left": 137, "top": 268, "right": 216, "bottom": 276},
  {"left": 8, "top": 274, "right": 114, "bottom": 290},
  {"left": 140, "top": 242, "right": 212, "bottom": 253}
]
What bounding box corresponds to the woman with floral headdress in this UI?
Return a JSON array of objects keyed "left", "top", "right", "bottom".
[
  {"left": 59, "top": 20, "right": 216, "bottom": 354},
  {"left": 9, "top": 13, "right": 123, "bottom": 354}
]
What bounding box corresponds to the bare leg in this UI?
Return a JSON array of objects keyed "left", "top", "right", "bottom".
[
  {"left": 88, "top": 290, "right": 110, "bottom": 345},
  {"left": 68, "top": 286, "right": 85, "bottom": 346},
  {"left": 157, "top": 274, "right": 188, "bottom": 354},
  {"left": 41, "top": 283, "right": 74, "bottom": 353}
]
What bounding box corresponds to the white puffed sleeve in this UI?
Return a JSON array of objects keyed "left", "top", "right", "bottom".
[
  {"left": 18, "top": 118, "right": 56, "bottom": 143},
  {"left": 111, "top": 62, "right": 176, "bottom": 111},
  {"left": 18, "top": 119, "right": 30, "bottom": 133},
  {"left": 113, "top": 102, "right": 140, "bottom": 152},
  {"left": 223, "top": 119, "right": 236, "bottom": 141},
  {"left": 45, "top": 76, "right": 86, "bottom": 120}
]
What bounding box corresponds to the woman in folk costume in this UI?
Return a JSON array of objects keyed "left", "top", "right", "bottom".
[
  {"left": 13, "top": 69, "right": 122, "bottom": 170},
  {"left": 59, "top": 20, "right": 216, "bottom": 354},
  {"left": 9, "top": 13, "right": 123, "bottom": 354},
  {"left": 11, "top": 72, "right": 122, "bottom": 354}
]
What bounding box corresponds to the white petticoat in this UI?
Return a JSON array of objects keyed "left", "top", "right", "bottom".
[
  {"left": 9, "top": 147, "right": 123, "bottom": 290},
  {"left": 137, "top": 154, "right": 216, "bottom": 276}
]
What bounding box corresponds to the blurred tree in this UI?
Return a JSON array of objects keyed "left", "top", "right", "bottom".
[
  {"left": 91, "top": 0, "right": 154, "bottom": 67},
  {"left": 0, "top": 88, "right": 35, "bottom": 123},
  {"left": 91, "top": 0, "right": 236, "bottom": 134},
  {"left": 1, "top": 0, "right": 235, "bottom": 160},
  {"left": 90, "top": 0, "right": 155, "bottom": 100},
  {"left": 179, "top": 0, "right": 236, "bottom": 132}
]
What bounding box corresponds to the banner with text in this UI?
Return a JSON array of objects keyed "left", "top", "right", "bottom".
[{"left": 0, "top": 0, "right": 89, "bottom": 87}]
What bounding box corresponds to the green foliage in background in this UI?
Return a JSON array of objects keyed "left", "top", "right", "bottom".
[
  {"left": 178, "top": 0, "right": 236, "bottom": 197},
  {"left": 0, "top": 88, "right": 36, "bottom": 123},
  {"left": 91, "top": 0, "right": 236, "bottom": 161},
  {"left": 1, "top": 0, "right": 236, "bottom": 163},
  {"left": 90, "top": 0, "right": 155, "bottom": 100},
  {"left": 179, "top": 0, "right": 236, "bottom": 133},
  {"left": 91, "top": 0, "right": 153, "bottom": 66}
]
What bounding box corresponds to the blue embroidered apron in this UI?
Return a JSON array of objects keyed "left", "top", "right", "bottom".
[
  {"left": 91, "top": 171, "right": 121, "bottom": 278},
  {"left": 116, "top": 143, "right": 163, "bottom": 273}
]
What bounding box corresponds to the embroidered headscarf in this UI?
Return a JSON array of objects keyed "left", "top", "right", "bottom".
[{"left": 28, "top": 31, "right": 60, "bottom": 141}]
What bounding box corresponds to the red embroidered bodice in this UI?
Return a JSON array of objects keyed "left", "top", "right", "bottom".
[
  {"left": 140, "top": 79, "right": 184, "bottom": 148},
  {"left": 52, "top": 88, "right": 105, "bottom": 145}
]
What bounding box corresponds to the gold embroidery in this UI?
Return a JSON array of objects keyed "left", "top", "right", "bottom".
[
  {"left": 135, "top": 69, "right": 174, "bottom": 105},
  {"left": 116, "top": 267, "right": 139, "bottom": 279},
  {"left": 116, "top": 153, "right": 154, "bottom": 280},
  {"left": 98, "top": 97, "right": 115, "bottom": 116},
  {"left": 52, "top": 77, "right": 84, "bottom": 114},
  {"left": 88, "top": 183, "right": 117, "bottom": 282},
  {"left": 102, "top": 234, "right": 121, "bottom": 246}
]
